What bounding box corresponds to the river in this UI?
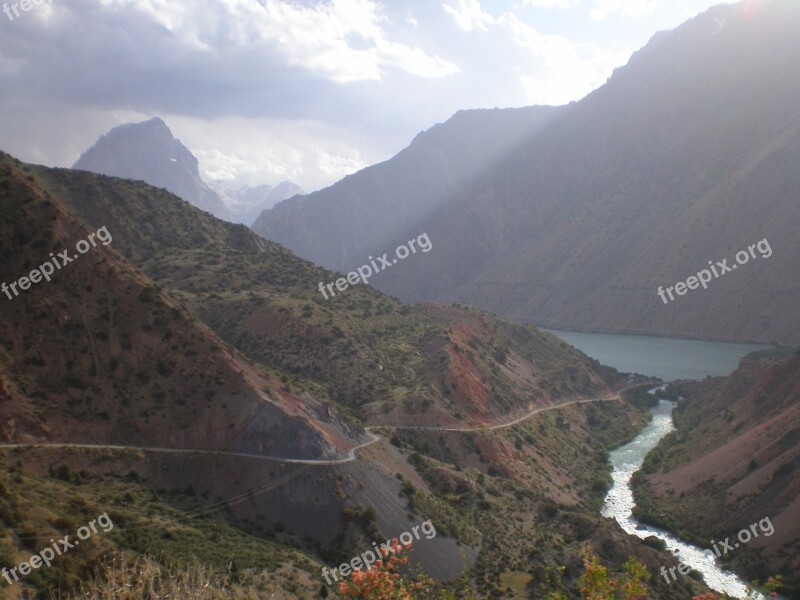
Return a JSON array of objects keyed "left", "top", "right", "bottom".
[{"left": 601, "top": 393, "right": 765, "bottom": 599}]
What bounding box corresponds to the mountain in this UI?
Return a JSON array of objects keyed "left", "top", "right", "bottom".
[
  {"left": 253, "top": 105, "right": 562, "bottom": 269},
  {"left": 35, "top": 155, "right": 626, "bottom": 428},
  {"left": 252, "top": 0, "right": 800, "bottom": 346},
  {"left": 0, "top": 151, "right": 364, "bottom": 460},
  {"left": 633, "top": 348, "right": 800, "bottom": 597},
  {"left": 211, "top": 180, "right": 303, "bottom": 226},
  {"left": 2, "top": 151, "right": 714, "bottom": 599},
  {"left": 73, "top": 117, "right": 233, "bottom": 221}
]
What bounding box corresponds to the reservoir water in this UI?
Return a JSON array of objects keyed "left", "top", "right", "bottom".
[
  {"left": 541, "top": 329, "right": 770, "bottom": 381},
  {"left": 601, "top": 395, "right": 764, "bottom": 599}
]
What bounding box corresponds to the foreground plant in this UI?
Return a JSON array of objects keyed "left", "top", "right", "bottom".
[
  {"left": 334, "top": 542, "right": 654, "bottom": 600},
  {"left": 62, "top": 553, "right": 257, "bottom": 600},
  {"left": 330, "top": 536, "right": 787, "bottom": 600},
  {"left": 334, "top": 538, "right": 426, "bottom": 600},
  {"left": 691, "top": 573, "right": 784, "bottom": 600},
  {"left": 578, "top": 548, "right": 648, "bottom": 600}
]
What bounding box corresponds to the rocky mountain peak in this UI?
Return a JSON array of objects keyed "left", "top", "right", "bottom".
[{"left": 73, "top": 117, "right": 232, "bottom": 221}]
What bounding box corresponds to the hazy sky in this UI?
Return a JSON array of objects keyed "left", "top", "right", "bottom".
[{"left": 0, "top": 0, "right": 732, "bottom": 191}]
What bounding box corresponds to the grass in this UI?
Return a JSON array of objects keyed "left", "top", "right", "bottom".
[
  {"left": 64, "top": 553, "right": 259, "bottom": 599},
  {"left": 0, "top": 452, "right": 321, "bottom": 599}
]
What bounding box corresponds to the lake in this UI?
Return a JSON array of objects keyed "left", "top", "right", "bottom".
[{"left": 540, "top": 329, "right": 770, "bottom": 381}]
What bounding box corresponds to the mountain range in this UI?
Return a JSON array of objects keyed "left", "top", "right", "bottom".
[
  {"left": 2, "top": 0, "right": 798, "bottom": 597},
  {"left": 5, "top": 150, "right": 694, "bottom": 598},
  {"left": 211, "top": 179, "right": 303, "bottom": 226},
  {"left": 73, "top": 117, "right": 233, "bottom": 221},
  {"left": 1, "top": 138, "right": 792, "bottom": 596},
  {"left": 252, "top": 0, "right": 800, "bottom": 346},
  {"left": 72, "top": 117, "right": 303, "bottom": 227}
]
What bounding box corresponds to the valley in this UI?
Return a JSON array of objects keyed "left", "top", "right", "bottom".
[
  {"left": 252, "top": 0, "right": 800, "bottom": 347},
  {"left": 0, "top": 1, "right": 797, "bottom": 598},
  {"left": 0, "top": 151, "right": 683, "bottom": 598}
]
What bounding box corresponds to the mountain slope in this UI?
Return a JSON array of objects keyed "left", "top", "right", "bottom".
[
  {"left": 73, "top": 117, "right": 233, "bottom": 221},
  {"left": 1, "top": 152, "right": 709, "bottom": 599},
  {"left": 253, "top": 105, "right": 562, "bottom": 272},
  {"left": 633, "top": 349, "right": 800, "bottom": 597},
  {"left": 252, "top": 0, "right": 800, "bottom": 345},
  {"left": 32, "top": 159, "right": 627, "bottom": 429},
  {"left": 0, "top": 151, "right": 363, "bottom": 460}
]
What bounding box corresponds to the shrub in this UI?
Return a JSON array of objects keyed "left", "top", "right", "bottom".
[{"left": 65, "top": 553, "right": 258, "bottom": 599}]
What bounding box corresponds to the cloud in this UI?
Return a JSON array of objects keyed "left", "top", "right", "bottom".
[
  {"left": 437, "top": 3, "right": 632, "bottom": 106},
  {"left": 497, "top": 12, "right": 631, "bottom": 105},
  {"left": 589, "top": 0, "right": 662, "bottom": 20},
  {"left": 125, "top": 0, "right": 458, "bottom": 82},
  {"left": 0, "top": 0, "right": 724, "bottom": 192},
  {"left": 442, "top": 0, "right": 495, "bottom": 32},
  {"left": 176, "top": 115, "right": 381, "bottom": 191},
  {"left": 316, "top": 149, "right": 371, "bottom": 181},
  {"left": 518, "top": 0, "right": 582, "bottom": 9}
]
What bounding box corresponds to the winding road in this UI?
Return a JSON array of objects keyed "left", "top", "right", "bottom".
[
  {"left": 0, "top": 391, "right": 636, "bottom": 521},
  {"left": 0, "top": 435, "right": 381, "bottom": 466},
  {"left": 382, "top": 394, "right": 622, "bottom": 433},
  {"left": 0, "top": 391, "right": 626, "bottom": 464}
]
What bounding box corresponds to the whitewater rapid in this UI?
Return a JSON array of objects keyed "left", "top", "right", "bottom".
[{"left": 600, "top": 395, "right": 764, "bottom": 600}]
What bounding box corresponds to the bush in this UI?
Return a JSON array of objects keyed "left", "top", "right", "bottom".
[
  {"left": 54, "top": 464, "right": 72, "bottom": 482},
  {"left": 642, "top": 536, "right": 666, "bottom": 551}
]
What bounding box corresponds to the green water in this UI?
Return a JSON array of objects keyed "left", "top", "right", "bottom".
[{"left": 541, "top": 329, "right": 770, "bottom": 381}]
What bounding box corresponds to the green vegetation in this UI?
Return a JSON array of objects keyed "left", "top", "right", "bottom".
[
  {"left": 0, "top": 452, "right": 321, "bottom": 599},
  {"left": 32, "top": 164, "right": 624, "bottom": 425}
]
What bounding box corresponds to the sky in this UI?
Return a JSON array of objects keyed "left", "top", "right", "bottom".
[{"left": 0, "top": 0, "right": 734, "bottom": 192}]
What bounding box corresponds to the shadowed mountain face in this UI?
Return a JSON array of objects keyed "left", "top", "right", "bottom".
[
  {"left": 252, "top": 105, "right": 563, "bottom": 270},
  {"left": 73, "top": 117, "right": 233, "bottom": 221},
  {"left": 252, "top": 0, "right": 800, "bottom": 345}
]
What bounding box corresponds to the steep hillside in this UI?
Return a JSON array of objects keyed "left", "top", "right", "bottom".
[
  {"left": 633, "top": 350, "right": 800, "bottom": 597},
  {"left": 253, "top": 105, "right": 562, "bottom": 272},
  {"left": 0, "top": 151, "right": 364, "bottom": 460},
  {"left": 0, "top": 458, "right": 322, "bottom": 598},
  {"left": 32, "top": 161, "right": 626, "bottom": 428},
  {"left": 252, "top": 0, "right": 800, "bottom": 345},
  {"left": 73, "top": 118, "right": 232, "bottom": 221}
]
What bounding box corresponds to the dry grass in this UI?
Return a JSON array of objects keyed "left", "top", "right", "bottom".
[{"left": 62, "top": 554, "right": 259, "bottom": 599}]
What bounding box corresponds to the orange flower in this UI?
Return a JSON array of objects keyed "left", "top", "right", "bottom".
[{"left": 333, "top": 540, "right": 425, "bottom": 599}]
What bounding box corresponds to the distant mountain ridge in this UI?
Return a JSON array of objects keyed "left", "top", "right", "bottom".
[
  {"left": 211, "top": 179, "right": 302, "bottom": 226},
  {"left": 252, "top": 105, "right": 563, "bottom": 271},
  {"left": 73, "top": 117, "right": 233, "bottom": 221},
  {"left": 252, "top": 0, "right": 800, "bottom": 345}
]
